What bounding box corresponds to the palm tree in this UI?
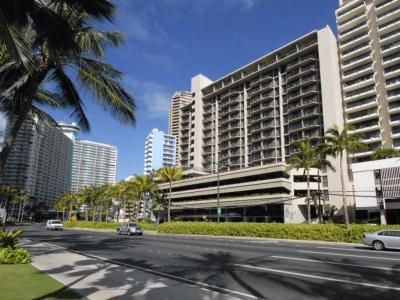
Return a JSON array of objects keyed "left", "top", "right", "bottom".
[
  {"left": 78, "top": 186, "right": 95, "bottom": 221},
  {"left": 157, "top": 167, "right": 182, "bottom": 222},
  {"left": 0, "top": 1, "right": 136, "bottom": 175},
  {"left": 132, "top": 175, "right": 156, "bottom": 221},
  {"left": 0, "top": 185, "right": 17, "bottom": 209},
  {"left": 286, "top": 139, "right": 334, "bottom": 224},
  {"left": 0, "top": 0, "right": 115, "bottom": 66},
  {"left": 151, "top": 190, "right": 166, "bottom": 224},
  {"left": 325, "top": 124, "right": 367, "bottom": 229},
  {"left": 15, "top": 189, "right": 28, "bottom": 222},
  {"left": 59, "top": 192, "right": 79, "bottom": 221},
  {"left": 372, "top": 148, "right": 400, "bottom": 160}
]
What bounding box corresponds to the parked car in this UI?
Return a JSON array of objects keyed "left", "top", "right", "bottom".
[
  {"left": 46, "top": 220, "right": 64, "bottom": 231},
  {"left": 362, "top": 230, "right": 400, "bottom": 250},
  {"left": 360, "top": 218, "right": 380, "bottom": 225},
  {"left": 117, "top": 223, "right": 143, "bottom": 236}
]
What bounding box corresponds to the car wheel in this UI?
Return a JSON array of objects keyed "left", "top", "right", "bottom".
[{"left": 373, "top": 240, "right": 385, "bottom": 251}]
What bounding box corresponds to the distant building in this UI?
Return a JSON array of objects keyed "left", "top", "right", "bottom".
[
  {"left": 71, "top": 140, "right": 117, "bottom": 192},
  {"left": 144, "top": 128, "right": 176, "bottom": 175},
  {"left": 1, "top": 117, "right": 73, "bottom": 209},
  {"left": 168, "top": 91, "right": 192, "bottom": 163}
]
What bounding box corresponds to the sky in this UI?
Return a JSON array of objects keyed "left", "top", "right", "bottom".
[{"left": 37, "top": 0, "right": 340, "bottom": 181}]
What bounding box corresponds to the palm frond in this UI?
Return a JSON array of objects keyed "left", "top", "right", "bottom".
[
  {"left": 75, "top": 61, "right": 135, "bottom": 127},
  {"left": 49, "top": 67, "right": 90, "bottom": 131}
]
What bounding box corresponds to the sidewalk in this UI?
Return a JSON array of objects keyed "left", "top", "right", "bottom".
[
  {"left": 21, "top": 239, "right": 239, "bottom": 300},
  {"left": 65, "top": 227, "right": 364, "bottom": 247}
]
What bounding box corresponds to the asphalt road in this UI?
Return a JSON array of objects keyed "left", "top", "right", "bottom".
[{"left": 19, "top": 224, "right": 400, "bottom": 300}]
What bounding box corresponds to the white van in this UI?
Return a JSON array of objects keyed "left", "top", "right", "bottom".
[{"left": 46, "top": 220, "right": 64, "bottom": 231}]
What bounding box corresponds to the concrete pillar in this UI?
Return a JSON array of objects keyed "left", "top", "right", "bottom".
[{"left": 380, "top": 209, "right": 387, "bottom": 225}]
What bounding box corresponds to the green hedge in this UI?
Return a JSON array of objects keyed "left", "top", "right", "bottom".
[
  {"left": 157, "top": 222, "right": 400, "bottom": 243},
  {"left": 0, "top": 247, "right": 30, "bottom": 264},
  {"left": 63, "top": 221, "right": 158, "bottom": 231}
]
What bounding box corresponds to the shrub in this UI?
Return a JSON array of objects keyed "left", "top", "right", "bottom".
[
  {"left": 158, "top": 222, "right": 400, "bottom": 243},
  {"left": 0, "top": 247, "right": 30, "bottom": 264},
  {"left": 0, "top": 230, "right": 22, "bottom": 249},
  {"left": 63, "top": 221, "right": 158, "bottom": 231}
]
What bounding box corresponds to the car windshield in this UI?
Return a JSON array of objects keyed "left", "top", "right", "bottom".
[{"left": 52, "top": 221, "right": 62, "bottom": 224}]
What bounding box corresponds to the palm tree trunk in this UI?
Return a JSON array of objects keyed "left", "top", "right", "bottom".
[
  {"left": 17, "top": 202, "right": 22, "bottom": 222},
  {"left": 0, "top": 115, "right": 25, "bottom": 176},
  {"left": 69, "top": 203, "right": 73, "bottom": 220},
  {"left": 10, "top": 202, "right": 15, "bottom": 222},
  {"left": 20, "top": 201, "right": 25, "bottom": 222},
  {"left": 168, "top": 181, "right": 172, "bottom": 222},
  {"left": 306, "top": 170, "right": 311, "bottom": 224},
  {"left": 340, "top": 153, "right": 350, "bottom": 229}
]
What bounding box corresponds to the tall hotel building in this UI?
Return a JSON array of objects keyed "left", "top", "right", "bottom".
[
  {"left": 337, "top": 0, "right": 400, "bottom": 160},
  {"left": 159, "top": 27, "right": 353, "bottom": 223},
  {"left": 181, "top": 27, "right": 344, "bottom": 179},
  {"left": 71, "top": 140, "right": 117, "bottom": 192},
  {"left": 168, "top": 91, "right": 192, "bottom": 163},
  {"left": 144, "top": 128, "right": 176, "bottom": 175},
  {"left": 1, "top": 118, "right": 73, "bottom": 209}
]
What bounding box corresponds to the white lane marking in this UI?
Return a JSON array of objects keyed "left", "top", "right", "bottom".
[
  {"left": 234, "top": 264, "right": 400, "bottom": 291},
  {"left": 271, "top": 255, "right": 400, "bottom": 271},
  {"left": 317, "top": 246, "right": 400, "bottom": 255},
  {"left": 35, "top": 242, "right": 258, "bottom": 299},
  {"left": 249, "top": 241, "right": 278, "bottom": 244},
  {"left": 298, "top": 250, "right": 400, "bottom": 261}
]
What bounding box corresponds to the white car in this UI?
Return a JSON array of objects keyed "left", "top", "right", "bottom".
[
  {"left": 362, "top": 230, "right": 400, "bottom": 250},
  {"left": 46, "top": 220, "right": 64, "bottom": 231}
]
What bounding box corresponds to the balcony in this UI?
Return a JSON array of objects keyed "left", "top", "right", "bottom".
[
  {"left": 347, "top": 109, "right": 379, "bottom": 124},
  {"left": 345, "top": 97, "right": 377, "bottom": 113},
  {"left": 340, "top": 31, "right": 369, "bottom": 51},
  {"left": 344, "top": 76, "right": 375, "bottom": 93},
  {"left": 341, "top": 53, "right": 372, "bottom": 72},
  {"left": 387, "top": 88, "right": 400, "bottom": 101},
  {"left": 339, "top": 23, "right": 368, "bottom": 42},
  {"left": 377, "top": 5, "right": 400, "bottom": 26},
  {"left": 376, "top": 0, "right": 399, "bottom": 15},
  {"left": 378, "top": 17, "right": 400, "bottom": 36},
  {"left": 342, "top": 64, "right": 373, "bottom": 81},
  {"left": 344, "top": 86, "right": 376, "bottom": 102},
  {"left": 287, "top": 76, "right": 317, "bottom": 92},
  {"left": 340, "top": 43, "right": 371, "bottom": 61},
  {"left": 383, "top": 52, "right": 400, "bottom": 67},
  {"left": 336, "top": 0, "right": 365, "bottom": 24},
  {"left": 386, "top": 76, "right": 400, "bottom": 90},
  {"left": 338, "top": 12, "right": 367, "bottom": 33},
  {"left": 382, "top": 40, "right": 400, "bottom": 56},
  {"left": 286, "top": 54, "right": 317, "bottom": 71},
  {"left": 380, "top": 28, "right": 400, "bottom": 45}
]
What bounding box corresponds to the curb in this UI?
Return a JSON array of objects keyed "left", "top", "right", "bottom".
[{"left": 64, "top": 227, "right": 364, "bottom": 247}]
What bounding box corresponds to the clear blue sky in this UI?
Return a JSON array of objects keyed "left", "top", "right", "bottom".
[{"left": 48, "top": 0, "right": 339, "bottom": 181}]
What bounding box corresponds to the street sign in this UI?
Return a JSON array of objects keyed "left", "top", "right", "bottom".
[{"left": 217, "top": 208, "right": 221, "bottom": 216}]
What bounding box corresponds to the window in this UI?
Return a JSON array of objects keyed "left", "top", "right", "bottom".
[{"left": 383, "top": 231, "right": 400, "bottom": 237}]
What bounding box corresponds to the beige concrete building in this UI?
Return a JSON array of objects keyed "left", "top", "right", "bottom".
[
  {"left": 168, "top": 91, "right": 192, "bottom": 163},
  {"left": 337, "top": 0, "right": 400, "bottom": 160},
  {"left": 157, "top": 163, "right": 323, "bottom": 223},
  {"left": 169, "top": 27, "right": 353, "bottom": 222}
]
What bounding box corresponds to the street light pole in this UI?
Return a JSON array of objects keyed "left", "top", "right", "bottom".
[{"left": 217, "top": 163, "right": 220, "bottom": 223}]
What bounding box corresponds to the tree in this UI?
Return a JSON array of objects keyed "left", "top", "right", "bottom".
[
  {"left": 157, "top": 167, "right": 182, "bottom": 222},
  {"left": 0, "top": 1, "right": 136, "bottom": 175},
  {"left": 10, "top": 189, "right": 28, "bottom": 222},
  {"left": 151, "top": 190, "right": 167, "bottom": 224},
  {"left": 286, "top": 139, "right": 334, "bottom": 224},
  {"left": 325, "top": 124, "right": 367, "bottom": 229},
  {"left": 131, "top": 175, "right": 156, "bottom": 221},
  {"left": 58, "top": 192, "right": 79, "bottom": 221},
  {"left": 0, "top": 186, "right": 17, "bottom": 210},
  {"left": 372, "top": 148, "right": 400, "bottom": 160}
]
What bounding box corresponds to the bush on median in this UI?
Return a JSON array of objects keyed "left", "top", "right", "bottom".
[
  {"left": 0, "top": 247, "right": 30, "bottom": 264},
  {"left": 63, "top": 221, "right": 158, "bottom": 231},
  {"left": 157, "top": 222, "right": 400, "bottom": 243}
]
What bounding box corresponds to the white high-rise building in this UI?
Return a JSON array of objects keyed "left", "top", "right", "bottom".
[
  {"left": 70, "top": 140, "right": 117, "bottom": 192},
  {"left": 144, "top": 128, "right": 176, "bottom": 175},
  {"left": 336, "top": 0, "right": 400, "bottom": 160},
  {"left": 1, "top": 117, "right": 73, "bottom": 209}
]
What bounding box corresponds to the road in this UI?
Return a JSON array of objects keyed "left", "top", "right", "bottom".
[{"left": 19, "top": 224, "right": 400, "bottom": 299}]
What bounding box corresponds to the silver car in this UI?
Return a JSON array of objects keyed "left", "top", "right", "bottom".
[
  {"left": 362, "top": 230, "right": 400, "bottom": 250},
  {"left": 117, "top": 223, "right": 143, "bottom": 236}
]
